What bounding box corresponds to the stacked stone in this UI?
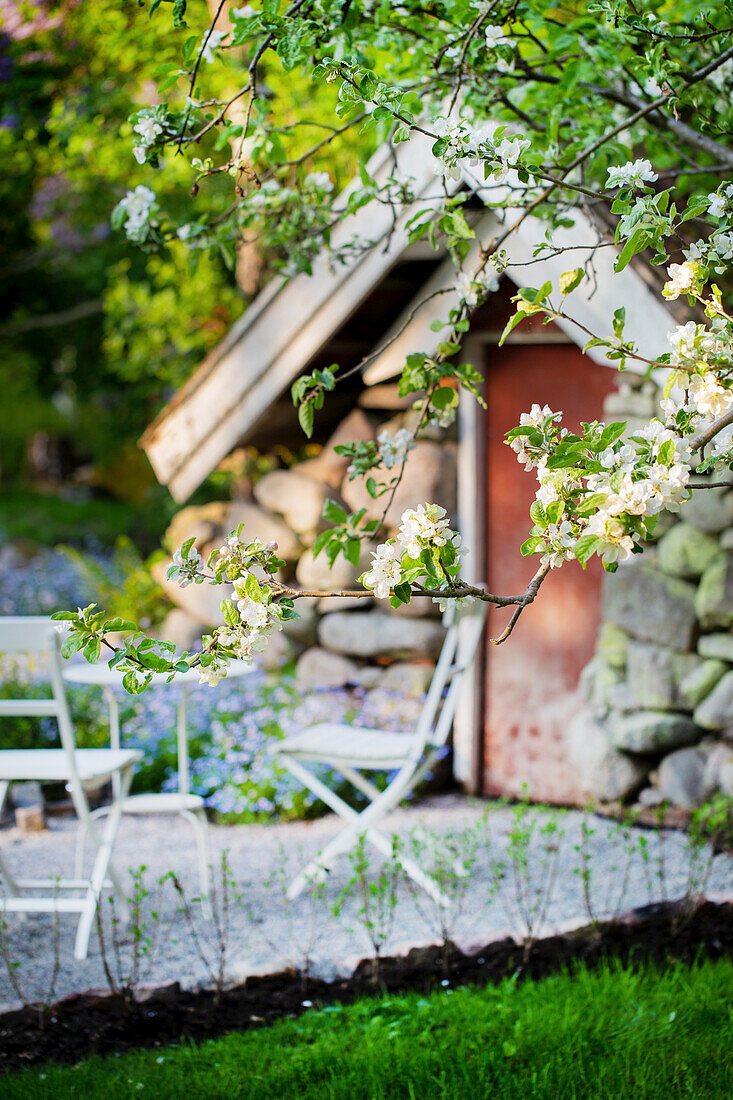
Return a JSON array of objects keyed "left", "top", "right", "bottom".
[
  {"left": 570, "top": 482, "right": 733, "bottom": 809},
  {"left": 153, "top": 404, "right": 457, "bottom": 701}
]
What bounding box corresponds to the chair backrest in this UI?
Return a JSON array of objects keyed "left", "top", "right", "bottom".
[
  {"left": 0, "top": 616, "right": 80, "bottom": 775},
  {"left": 411, "top": 600, "right": 486, "bottom": 759}
]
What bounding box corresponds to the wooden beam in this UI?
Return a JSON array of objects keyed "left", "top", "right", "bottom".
[{"left": 141, "top": 134, "right": 456, "bottom": 501}]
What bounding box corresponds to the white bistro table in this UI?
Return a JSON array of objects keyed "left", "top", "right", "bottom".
[{"left": 63, "top": 660, "right": 254, "bottom": 900}]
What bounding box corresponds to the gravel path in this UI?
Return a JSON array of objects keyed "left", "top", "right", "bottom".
[{"left": 1, "top": 794, "right": 732, "bottom": 1008}]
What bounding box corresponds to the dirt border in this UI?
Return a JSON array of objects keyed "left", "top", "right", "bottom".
[{"left": 1, "top": 897, "right": 731, "bottom": 1074}]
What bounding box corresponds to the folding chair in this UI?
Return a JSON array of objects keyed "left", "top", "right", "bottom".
[
  {"left": 276, "top": 602, "right": 486, "bottom": 905},
  {"left": 0, "top": 617, "right": 142, "bottom": 959}
]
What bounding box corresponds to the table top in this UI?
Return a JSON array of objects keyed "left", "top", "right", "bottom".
[{"left": 62, "top": 659, "right": 255, "bottom": 687}]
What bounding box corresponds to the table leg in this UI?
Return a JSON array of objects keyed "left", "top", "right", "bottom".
[
  {"left": 176, "top": 688, "right": 189, "bottom": 797},
  {"left": 104, "top": 686, "right": 121, "bottom": 801}
]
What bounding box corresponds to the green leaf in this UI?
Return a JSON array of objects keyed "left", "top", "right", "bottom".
[
  {"left": 83, "top": 636, "right": 101, "bottom": 664},
  {"left": 322, "top": 499, "right": 348, "bottom": 525},
  {"left": 529, "top": 500, "right": 548, "bottom": 527},
  {"left": 343, "top": 539, "right": 361, "bottom": 567},
  {"left": 180, "top": 536, "right": 196, "bottom": 560},
  {"left": 221, "top": 599, "right": 238, "bottom": 627},
  {"left": 498, "top": 311, "right": 528, "bottom": 346},
  {"left": 520, "top": 536, "right": 544, "bottom": 556},
  {"left": 559, "top": 268, "right": 584, "bottom": 296},
  {"left": 574, "top": 534, "right": 600, "bottom": 567},
  {"left": 298, "top": 402, "right": 314, "bottom": 438},
  {"left": 61, "top": 634, "right": 85, "bottom": 659},
  {"left": 103, "top": 618, "right": 137, "bottom": 634},
  {"left": 244, "top": 573, "right": 262, "bottom": 601},
  {"left": 312, "top": 530, "right": 332, "bottom": 559}
]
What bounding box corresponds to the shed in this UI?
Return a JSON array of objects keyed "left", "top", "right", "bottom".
[{"left": 140, "top": 130, "right": 677, "bottom": 803}]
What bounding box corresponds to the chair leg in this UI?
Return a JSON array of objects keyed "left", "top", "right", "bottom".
[
  {"left": 73, "top": 767, "right": 133, "bottom": 960},
  {"left": 180, "top": 808, "right": 212, "bottom": 910},
  {"left": 0, "top": 781, "right": 22, "bottom": 899}
]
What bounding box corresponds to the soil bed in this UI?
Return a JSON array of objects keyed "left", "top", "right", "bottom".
[{"left": 1, "top": 897, "right": 731, "bottom": 1074}]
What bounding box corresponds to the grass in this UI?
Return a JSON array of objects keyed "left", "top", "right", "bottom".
[
  {"left": 0, "top": 489, "right": 175, "bottom": 551},
  {"left": 5, "top": 958, "right": 733, "bottom": 1099}
]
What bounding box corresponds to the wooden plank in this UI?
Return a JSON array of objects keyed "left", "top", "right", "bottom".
[{"left": 142, "top": 134, "right": 449, "bottom": 498}]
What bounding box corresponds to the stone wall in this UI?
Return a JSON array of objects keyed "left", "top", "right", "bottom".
[
  {"left": 569, "top": 387, "right": 733, "bottom": 809},
  {"left": 154, "top": 404, "right": 457, "bottom": 698}
]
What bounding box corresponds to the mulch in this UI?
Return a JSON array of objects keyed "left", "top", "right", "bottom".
[{"left": 1, "top": 897, "right": 731, "bottom": 1074}]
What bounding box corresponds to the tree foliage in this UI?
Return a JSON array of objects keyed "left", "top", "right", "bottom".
[{"left": 42, "top": 0, "right": 733, "bottom": 680}]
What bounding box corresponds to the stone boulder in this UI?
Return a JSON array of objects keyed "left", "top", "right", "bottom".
[
  {"left": 257, "top": 630, "right": 293, "bottom": 671},
  {"left": 295, "top": 647, "right": 359, "bottom": 690},
  {"left": 317, "top": 595, "right": 373, "bottom": 614},
  {"left": 578, "top": 657, "right": 625, "bottom": 713},
  {"left": 656, "top": 745, "right": 710, "bottom": 809},
  {"left": 698, "top": 633, "right": 733, "bottom": 662},
  {"left": 720, "top": 756, "right": 733, "bottom": 797},
  {"left": 679, "top": 483, "right": 733, "bottom": 533},
  {"left": 625, "top": 642, "right": 702, "bottom": 711},
  {"left": 568, "top": 710, "right": 649, "bottom": 801},
  {"left": 695, "top": 555, "right": 733, "bottom": 631},
  {"left": 602, "top": 560, "right": 697, "bottom": 649},
  {"left": 386, "top": 596, "right": 442, "bottom": 620},
  {"left": 151, "top": 560, "right": 230, "bottom": 627},
  {"left": 296, "top": 543, "right": 374, "bottom": 592},
  {"left": 610, "top": 710, "right": 702, "bottom": 753},
  {"left": 379, "top": 662, "right": 435, "bottom": 698},
  {"left": 656, "top": 522, "right": 722, "bottom": 579},
  {"left": 297, "top": 409, "right": 376, "bottom": 488},
  {"left": 693, "top": 671, "right": 733, "bottom": 731},
  {"left": 253, "top": 469, "right": 334, "bottom": 534},
  {"left": 678, "top": 659, "right": 728, "bottom": 710},
  {"left": 165, "top": 500, "right": 300, "bottom": 562},
  {"left": 318, "top": 611, "right": 445, "bottom": 660},
  {"left": 165, "top": 501, "right": 231, "bottom": 553},
  {"left": 227, "top": 501, "right": 301, "bottom": 561},
  {"left": 341, "top": 440, "right": 457, "bottom": 528},
  {"left": 702, "top": 741, "right": 733, "bottom": 798},
  {"left": 595, "top": 622, "right": 630, "bottom": 670},
  {"left": 281, "top": 595, "right": 318, "bottom": 644},
  {"left": 155, "top": 609, "right": 202, "bottom": 651}
]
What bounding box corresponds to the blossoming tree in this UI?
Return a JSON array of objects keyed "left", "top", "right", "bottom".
[{"left": 57, "top": 0, "right": 733, "bottom": 692}]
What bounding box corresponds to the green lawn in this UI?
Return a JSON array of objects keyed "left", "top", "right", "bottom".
[
  {"left": 6, "top": 959, "right": 733, "bottom": 1099},
  {"left": 0, "top": 490, "right": 175, "bottom": 551}
]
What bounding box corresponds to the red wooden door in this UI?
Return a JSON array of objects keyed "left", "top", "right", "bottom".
[{"left": 483, "top": 343, "right": 617, "bottom": 803}]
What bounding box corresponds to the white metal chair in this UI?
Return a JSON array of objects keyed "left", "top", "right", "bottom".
[
  {"left": 276, "top": 602, "right": 486, "bottom": 904},
  {"left": 0, "top": 617, "right": 142, "bottom": 959}
]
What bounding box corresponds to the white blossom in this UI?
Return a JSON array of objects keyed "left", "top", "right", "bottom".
[
  {"left": 200, "top": 29, "right": 228, "bottom": 64},
  {"left": 377, "top": 428, "right": 415, "bottom": 469},
  {"left": 231, "top": 5, "right": 255, "bottom": 19},
  {"left": 663, "top": 261, "right": 697, "bottom": 300},
  {"left": 605, "top": 158, "right": 657, "bottom": 189},
  {"left": 398, "top": 504, "right": 451, "bottom": 558},
  {"left": 116, "top": 185, "right": 157, "bottom": 242},
  {"left": 171, "top": 546, "right": 203, "bottom": 588},
  {"left": 362, "top": 543, "right": 402, "bottom": 599},
  {"left": 585, "top": 511, "right": 635, "bottom": 564},
  {"left": 484, "top": 24, "right": 514, "bottom": 48},
  {"left": 134, "top": 116, "right": 163, "bottom": 145},
  {"left": 304, "top": 171, "right": 334, "bottom": 192},
  {"left": 495, "top": 135, "right": 529, "bottom": 165},
  {"left": 688, "top": 373, "right": 733, "bottom": 419}
]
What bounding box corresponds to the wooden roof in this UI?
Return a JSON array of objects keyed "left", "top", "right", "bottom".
[{"left": 141, "top": 135, "right": 677, "bottom": 501}]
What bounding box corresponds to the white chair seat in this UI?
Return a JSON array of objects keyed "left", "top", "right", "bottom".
[
  {"left": 0, "top": 748, "right": 141, "bottom": 787},
  {"left": 120, "top": 791, "right": 204, "bottom": 814},
  {"left": 279, "top": 723, "right": 416, "bottom": 768}
]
